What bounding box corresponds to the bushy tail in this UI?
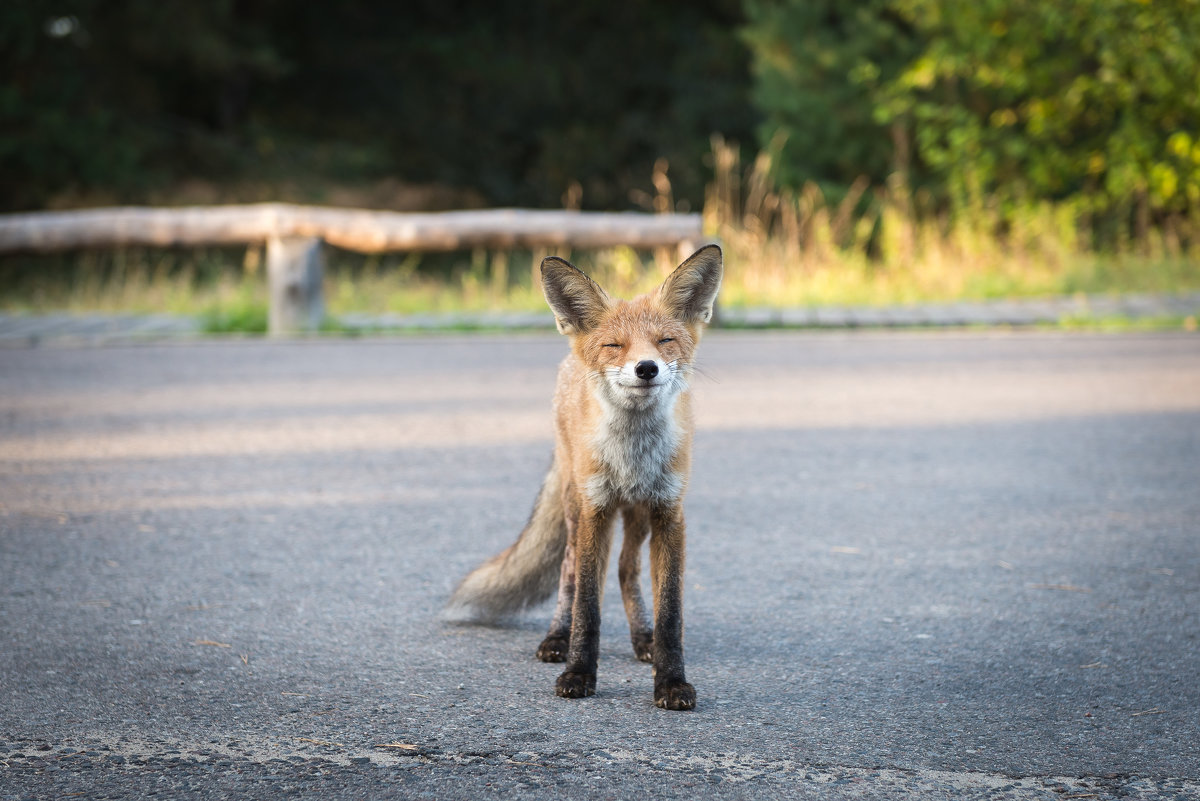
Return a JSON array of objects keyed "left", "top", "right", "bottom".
[{"left": 442, "top": 459, "right": 567, "bottom": 623}]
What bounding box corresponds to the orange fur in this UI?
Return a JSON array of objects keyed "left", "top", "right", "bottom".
[{"left": 446, "top": 246, "right": 722, "bottom": 710}]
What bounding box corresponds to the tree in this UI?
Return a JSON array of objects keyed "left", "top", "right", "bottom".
[
  {"left": 1, "top": 1, "right": 286, "bottom": 210},
  {"left": 0, "top": 1, "right": 756, "bottom": 212},
  {"left": 880, "top": 0, "right": 1200, "bottom": 227},
  {"left": 744, "top": 0, "right": 1200, "bottom": 243},
  {"left": 741, "top": 0, "right": 918, "bottom": 198}
]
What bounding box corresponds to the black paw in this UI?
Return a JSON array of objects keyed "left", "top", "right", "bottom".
[
  {"left": 631, "top": 633, "right": 654, "bottom": 663},
  {"left": 555, "top": 671, "right": 596, "bottom": 698},
  {"left": 536, "top": 636, "right": 569, "bottom": 663},
  {"left": 654, "top": 680, "right": 696, "bottom": 711}
]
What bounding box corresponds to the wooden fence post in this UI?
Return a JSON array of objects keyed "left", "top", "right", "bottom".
[{"left": 267, "top": 235, "right": 324, "bottom": 335}]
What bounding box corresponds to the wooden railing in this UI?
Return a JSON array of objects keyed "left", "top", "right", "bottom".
[{"left": 0, "top": 204, "right": 705, "bottom": 335}]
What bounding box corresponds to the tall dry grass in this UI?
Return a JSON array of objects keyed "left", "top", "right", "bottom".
[
  {"left": 3, "top": 140, "right": 1199, "bottom": 322},
  {"left": 705, "top": 135, "right": 1200, "bottom": 307}
]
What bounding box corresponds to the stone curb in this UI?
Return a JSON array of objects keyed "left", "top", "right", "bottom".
[
  {"left": 1, "top": 291, "right": 1197, "bottom": 344},
  {"left": 720, "top": 291, "right": 1200, "bottom": 329}
]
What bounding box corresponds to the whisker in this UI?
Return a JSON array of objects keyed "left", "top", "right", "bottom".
[{"left": 688, "top": 362, "right": 719, "bottom": 384}]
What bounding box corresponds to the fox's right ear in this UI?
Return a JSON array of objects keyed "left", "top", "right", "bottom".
[{"left": 541, "top": 257, "right": 611, "bottom": 335}]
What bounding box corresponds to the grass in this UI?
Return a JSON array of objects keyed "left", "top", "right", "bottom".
[
  {"left": 3, "top": 139, "right": 1200, "bottom": 332},
  {"left": 703, "top": 136, "right": 1200, "bottom": 309},
  {"left": 1054, "top": 314, "right": 1198, "bottom": 333},
  {"left": 200, "top": 290, "right": 269, "bottom": 334}
]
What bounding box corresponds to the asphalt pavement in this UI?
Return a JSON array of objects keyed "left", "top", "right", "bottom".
[{"left": 1, "top": 331, "right": 1198, "bottom": 799}]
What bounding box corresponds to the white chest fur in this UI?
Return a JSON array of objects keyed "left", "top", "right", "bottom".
[{"left": 585, "top": 396, "right": 684, "bottom": 508}]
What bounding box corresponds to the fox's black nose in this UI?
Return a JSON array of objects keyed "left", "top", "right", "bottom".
[{"left": 635, "top": 360, "right": 659, "bottom": 381}]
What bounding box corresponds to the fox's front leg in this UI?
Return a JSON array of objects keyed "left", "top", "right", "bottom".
[
  {"left": 555, "top": 506, "right": 614, "bottom": 698},
  {"left": 650, "top": 504, "right": 695, "bottom": 710}
]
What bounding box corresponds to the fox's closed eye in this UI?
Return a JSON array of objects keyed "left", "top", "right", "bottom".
[{"left": 603, "top": 343, "right": 622, "bottom": 348}]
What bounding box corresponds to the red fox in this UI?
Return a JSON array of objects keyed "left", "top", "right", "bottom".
[{"left": 444, "top": 245, "right": 722, "bottom": 711}]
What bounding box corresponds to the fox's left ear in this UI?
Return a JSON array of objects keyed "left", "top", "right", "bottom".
[
  {"left": 541, "top": 256, "right": 611, "bottom": 335},
  {"left": 658, "top": 244, "right": 723, "bottom": 325}
]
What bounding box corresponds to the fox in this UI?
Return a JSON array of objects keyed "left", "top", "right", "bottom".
[{"left": 443, "top": 244, "right": 722, "bottom": 710}]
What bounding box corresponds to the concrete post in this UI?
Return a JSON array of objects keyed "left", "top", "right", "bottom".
[{"left": 267, "top": 235, "right": 324, "bottom": 336}]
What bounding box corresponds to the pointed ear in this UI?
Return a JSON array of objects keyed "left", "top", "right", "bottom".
[
  {"left": 541, "top": 257, "right": 611, "bottom": 335},
  {"left": 658, "top": 244, "right": 723, "bottom": 325}
]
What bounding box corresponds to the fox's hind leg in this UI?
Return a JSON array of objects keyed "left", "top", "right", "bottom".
[
  {"left": 537, "top": 487, "right": 579, "bottom": 662},
  {"left": 536, "top": 538, "right": 574, "bottom": 662},
  {"left": 620, "top": 506, "right": 654, "bottom": 662}
]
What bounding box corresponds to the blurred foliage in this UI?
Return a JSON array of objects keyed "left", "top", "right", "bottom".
[
  {"left": 6, "top": 0, "right": 1200, "bottom": 255},
  {"left": 882, "top": 0, "right": 1200, "bottom": 231},
  {"left": 1, "top": 1, "right": 288, "bottom": 207},
  {"left": 741, "top": 0, "right": 918, "bottom": 200},
  {"left": 1, "top": 0, "right": 754, "bottom": 212},
  {"left": 744, "top": 0, "right": 1200, "bottom": 243}
]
